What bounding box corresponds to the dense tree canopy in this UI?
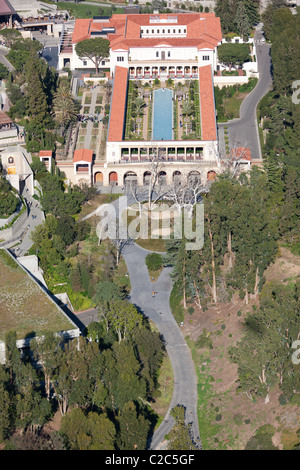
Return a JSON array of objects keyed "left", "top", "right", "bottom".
[
  {"left": 0, "top": 28, "right": 21, "bottom": 46},
  {"left": 0, "top": 178, "right": 19, "bottom": 217},
  {"left": 0, "top": 310, "right": 164, "bottom": 450},
  {"left": 229, "top": 281, "right": 300, "bottom": 402},
  {"left": 215, "top": 0, "right": 260, "bottom": 36}
]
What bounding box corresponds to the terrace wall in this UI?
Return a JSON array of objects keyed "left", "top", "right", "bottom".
[{"left": 0, "top": 249, "right": 82, "bottom": 364}]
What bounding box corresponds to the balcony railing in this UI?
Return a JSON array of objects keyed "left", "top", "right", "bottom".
[
  {"left": 112, "top": 158, "right": 217, "bottom": 166},
  {"left": 129, "top": 73, "right": 198, "bottom": 80}
]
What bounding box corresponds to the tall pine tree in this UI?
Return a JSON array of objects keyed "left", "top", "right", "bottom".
[{"left": 24, "top": 53, "right": 48, "bottom": 124}]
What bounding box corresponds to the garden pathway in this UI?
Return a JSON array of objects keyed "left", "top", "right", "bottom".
[{"left": 84, "top": 86, "right": 98, "bottom": 149}]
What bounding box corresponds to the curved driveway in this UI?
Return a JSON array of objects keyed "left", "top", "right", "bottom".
[
  {"left": 81, "top": 195, "right": 201, "bottom": 449},
  {"left": 219, "top": 26, "right": 272, "bottom": 160},
  {"left": 122, "top": 241, "right": 200, "bottom": 450},
  {"left": 115, "top": 196, "right": 200, "bottom": 449}
]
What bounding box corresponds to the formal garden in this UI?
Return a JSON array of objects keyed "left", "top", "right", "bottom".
[
  {"left": 75, "top": 80, "right": 111, "bottom": 160},
  {"left": 124, "top": 78, "right": 202, "bottom": 142}
]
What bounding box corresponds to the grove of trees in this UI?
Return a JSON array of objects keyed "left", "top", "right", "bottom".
[
  {"left": 215, "top": 0, "right": 260, "bottom": 38},
  {"left": 165, "top": 3, "right": 300, "bottom": 422},
  {"left": 4, "top": 34, "right": 78, "bottom": 153},
  {"left": 0, "top": 304, "right": 164, "bottom": 450},
  {"left": 0, "top": 178, "right": 19, "bottom": 217}
]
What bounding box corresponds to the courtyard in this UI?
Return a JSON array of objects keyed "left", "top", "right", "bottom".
[{"left": 124, "top": 78, "right": 202, "bottom": 143}]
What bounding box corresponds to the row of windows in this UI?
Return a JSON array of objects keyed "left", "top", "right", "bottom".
[
  {"left": 82, "top": 55, "right": 210, "bottom": 65},
  {"left": 142, "top": 28, "right": 186, "bottom": 35},
  {"left": 117, "top": 53, "right": 209, "bottom": 61}
]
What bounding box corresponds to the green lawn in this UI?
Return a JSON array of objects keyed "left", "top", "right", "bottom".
[
  {"left": 124, "top": 206, "right": 167, "bottom": 253},
  {"left": 135, "top": 238, "right": 166, "bottom": 252},
  {"left": 215, "top": 78, "right": 258, "bottom": 122},
  {"left": 185, "top": 336, "right": 237, "bottom": 450},
  {"left": 169, "top": 281, "right": 184, "bottom": 324},
  {"left": 57, "top": 2, "right": 124, "bottom": 18}
]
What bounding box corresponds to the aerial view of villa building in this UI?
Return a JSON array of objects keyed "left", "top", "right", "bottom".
[
  {"left": 57, "top": 12, "right": 223, "bottom": 187},
  {"left": 59, "top": 12, "right": 222, "bottom": 76}
]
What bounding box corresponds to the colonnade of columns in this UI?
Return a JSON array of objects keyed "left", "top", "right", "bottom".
[{"left": 129, "top": 65, "right": 199, "bottom": 79}]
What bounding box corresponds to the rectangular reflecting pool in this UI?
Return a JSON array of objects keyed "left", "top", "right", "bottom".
[{"left": 152, "top": 88, "right": 173, "bottom": 141}]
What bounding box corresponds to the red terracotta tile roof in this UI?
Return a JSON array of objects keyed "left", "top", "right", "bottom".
[
  {"left": 110, "top": 37, "right": 217, "bottom": 51},
  {"left": 72, "top": 13, "right": 222, "bottom": 48},
  {"left": 73, "top": 148, "right": 93, "bottom": 163},
  {"left": 198, "top": 65, "right": 217, "bottom": 141},
  {"left": 107, "top": 66, "right": 128, "bottom": 142},
  {"left": 123, "top": 13, "right": 221, "bottom": 40},
  {"left": 39, "top": 150, "right": 52, "bottom": 157},
  {"left": 72, "top": 19, "right": 91, "bottom": 44},
  {"left": 231, "top": 147, "right": 251, "bottom": 161}
]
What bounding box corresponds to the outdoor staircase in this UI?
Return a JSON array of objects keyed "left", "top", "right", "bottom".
[{"left": 59, "top": 22, "right": 75, "bottom": 54}]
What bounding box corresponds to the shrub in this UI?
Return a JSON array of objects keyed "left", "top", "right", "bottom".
[
  {"left": 170, "top": 282, "right": 184, "bottom": 324},
  {"left": 145, "top": 252, "right": 163, "bottom": 272},
  {"left": 245, "top": 425, "right": 278, "bottom": 450},
  {"left": 278, "top": 394, "right": 287, "bottom": 405},
  {"left": 188, "top": 306, "right": 194, "bottom": 315}
]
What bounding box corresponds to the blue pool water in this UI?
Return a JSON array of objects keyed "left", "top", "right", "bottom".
[{"left": 152, "top": 88, "right": 173, "bottom": 141}]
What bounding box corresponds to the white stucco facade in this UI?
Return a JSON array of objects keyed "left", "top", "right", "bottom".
[{"left": 58, "top": 12, "right": 222, "bottom": 76}]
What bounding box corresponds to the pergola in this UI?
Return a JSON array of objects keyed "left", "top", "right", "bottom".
[{"left": 0, "top": 0, "right": 16, "bottom": 27}]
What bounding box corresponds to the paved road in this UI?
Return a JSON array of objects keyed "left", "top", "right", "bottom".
[
  {"left": 76, "top": 307, "right": 99, "bottom": 327},
  {"left": 122, "top": 242, "right": 200, "bottom": 450},
  {"left": 0, "top": 47, "right": 14, "bottom": 72},
  {"left": 79, "top": 194, "right": 201, "bottom": 449},
  {"left": 218, "top": 25, "right": 272, "bottom": 160},
  {"left": 8, "top": 194, "right": 44, "bottom": 257},
  {"left": 42, "top": 46, "right": 59, "bottom": 69}
]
